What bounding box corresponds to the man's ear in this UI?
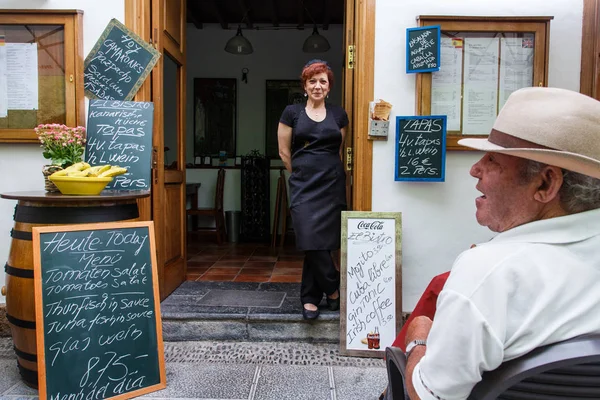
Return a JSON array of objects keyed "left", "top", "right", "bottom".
[{"left": 533, "top": 166, "right": 563, "bottom": 204}]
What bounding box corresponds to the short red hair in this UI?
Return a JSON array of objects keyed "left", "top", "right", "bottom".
[{"left": 301, "top": 60, "right": 334, "bottom": 89}]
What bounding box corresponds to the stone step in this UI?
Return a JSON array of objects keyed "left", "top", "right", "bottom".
[{"left": 160, "top": 281, "right": 340, "bottom": 343}]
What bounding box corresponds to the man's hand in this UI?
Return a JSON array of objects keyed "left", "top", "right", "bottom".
[{"left": 405, "top": 316, "right": 433, "bottom": 400}]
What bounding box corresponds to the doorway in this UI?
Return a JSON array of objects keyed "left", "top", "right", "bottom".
[{"left": 125, "top": 0, "right": 375, "bottom": 295}]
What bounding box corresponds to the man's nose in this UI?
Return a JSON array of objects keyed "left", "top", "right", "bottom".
[{"left": 470, "top": 159, "right": 483, "bottom": 177}]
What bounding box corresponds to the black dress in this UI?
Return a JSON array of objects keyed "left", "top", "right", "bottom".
[{"left": 280, "top": 103, "right": 349, "bottom": 251}]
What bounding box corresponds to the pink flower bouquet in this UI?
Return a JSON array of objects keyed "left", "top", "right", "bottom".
[{"left": 35, "top": 123, "right": 87, "bottom": 168}]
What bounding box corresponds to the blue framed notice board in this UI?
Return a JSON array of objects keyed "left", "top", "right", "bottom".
[
  {"left": 406, "top": 25, "right": 441, "bottom": 73},
  {"left": 395, "top": 115, "right": 446, "bottom": 182}
]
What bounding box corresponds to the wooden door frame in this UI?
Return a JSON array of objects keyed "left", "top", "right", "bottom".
[
  {"left": 125, "top": 0, "right": 152, "bottom": 221},
  {"left": 581, "top": 0, "right": 600, "bottom": 99},
  {"left": 343, "top": 0, "right": 355, "bottom": 209},
  {"left": 124, "top": 0, "right": 375, "bottom": 213},
  {"left": 125, "top": 0, "right": 188, "bottom": 299},
  {"left": 351, "top": 0, "right": 375, "bottom": 211},
  {"left": 156, "top": 0, "right": 188, "bottom": 299}
]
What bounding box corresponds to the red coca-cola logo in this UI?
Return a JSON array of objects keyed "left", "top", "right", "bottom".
[{"left": 357, "top": 221, "right": 384, "bottom": 230}]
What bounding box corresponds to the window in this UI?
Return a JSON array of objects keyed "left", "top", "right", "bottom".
[
  {"left": 0, "top": 10, "right": 84, "bottom": 143},
  {"left": 416, "top": 16, "right": 552, "bottom": 150},
  {"left": 193, "top": 78, "right": 237, "bottom": 158}
]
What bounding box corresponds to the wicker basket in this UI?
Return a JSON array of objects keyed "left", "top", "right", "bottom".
[{"left": 42, "top": 165, "right": 63, "bottom": 192}]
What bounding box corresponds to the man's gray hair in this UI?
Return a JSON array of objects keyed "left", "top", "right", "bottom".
[{"left": 521, "top": 160, "right": 600, "bottom": 213}]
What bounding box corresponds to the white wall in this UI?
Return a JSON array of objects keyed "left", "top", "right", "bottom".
[
  {"left": 373, "top": 0, "right": 583, "bottom": 310},
  {"left": 185, "top": 25, "right": 344, "bottom": 161},
  {"left": 0, "top": 1, "right": 125, "bottom": 304}
]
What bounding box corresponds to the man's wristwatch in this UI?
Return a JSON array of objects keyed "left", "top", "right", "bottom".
[{"left": 405, "top": 339, "right": 427, "bottom": 357}]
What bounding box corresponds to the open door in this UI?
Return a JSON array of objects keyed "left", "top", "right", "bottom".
[
  {"left": 343, "top": 0, "right": 355, "bottom": 210},
  {"left": 150, "top": 0, "right": 187, "bottom": 299},
  {"left": 125, "top": 0, "right": 373, "bottom": 296}
]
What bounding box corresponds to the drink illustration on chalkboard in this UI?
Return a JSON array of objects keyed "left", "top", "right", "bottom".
[{"left": 364, "top": 327, "right": 381, "bottom": 349}]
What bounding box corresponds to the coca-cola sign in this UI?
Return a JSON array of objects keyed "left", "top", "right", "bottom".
[
  {"left": 357, "top": 220, "right": 384, "bottom": 230},
  {"left": 342, "top": 211, "right": 402, "bottom": 357}
]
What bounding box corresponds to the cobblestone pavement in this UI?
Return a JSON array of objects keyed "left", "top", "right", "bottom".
[{"left": 0, "top": 338, "right": 388, "bottom": 400}]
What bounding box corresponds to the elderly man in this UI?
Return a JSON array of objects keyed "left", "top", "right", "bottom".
[{"left": 404, "top": 87, "right": 600, "bottom": 400}]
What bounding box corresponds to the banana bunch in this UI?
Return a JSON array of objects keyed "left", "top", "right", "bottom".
[{"left": 50, "top": 162, "right": 128, "bottom": 178}]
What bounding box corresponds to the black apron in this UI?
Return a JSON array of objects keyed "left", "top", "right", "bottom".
[{"left": 289, "top": 106, "right": 346, "bottom": 251}]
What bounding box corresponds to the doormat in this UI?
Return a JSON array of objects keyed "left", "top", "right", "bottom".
[{"left": 197, "top": 290, "right": 286, "bottom": 308}]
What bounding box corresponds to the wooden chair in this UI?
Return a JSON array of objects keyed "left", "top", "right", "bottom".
[
  {"left": 187, "top": 168, "right": 226, "bottom": 244},
  {"left": 271, "top": 169, "right": 293, "bottom": 247},
  {"left": 384, "top": 334, "right": 600, "bottom": 399}
]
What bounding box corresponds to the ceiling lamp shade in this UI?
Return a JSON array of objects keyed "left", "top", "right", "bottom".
[
  {"left": 225, "top": 26, "right": 254, "bottom": 55},
  {"left": 303, "top": 26, "right": 330, "bottom": 53}
]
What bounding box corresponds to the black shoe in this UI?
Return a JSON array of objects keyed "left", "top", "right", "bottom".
[
  {"left": 326, "top": 297, "right": 340, "bottom": 311},
  {"left": 302, "top": 307, "right": 320, "bottom": 320}
]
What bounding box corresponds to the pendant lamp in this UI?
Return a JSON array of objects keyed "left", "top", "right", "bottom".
[
  {"left": 225, "top": 26, "right": 254, "bottom": 55},
  {"left": 302, "top": 25, "right": 330, "bottom": 53}
]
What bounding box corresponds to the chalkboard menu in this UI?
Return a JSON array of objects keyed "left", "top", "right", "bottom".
[
  {"left": 406, "top": 25, "right": 441, "bottom": 73},
  {"left": 395, "top": 115, "right": 446, "bottom": 182},
  {"left": 32, "top": 221, "right": 165, "bottom": 400},
  {"left": 340, "top": 212, "right": 402, "bottom": 358},
  {"left": 84, "top": 19, "right": 160, "bottom": 101},
  {"left": 86, "top": 99, "right": 154, "bottom": 190}
]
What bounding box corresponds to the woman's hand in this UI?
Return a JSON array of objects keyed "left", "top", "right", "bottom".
[
  {"left": 278, "top": 123, "right": 293, "bottom": 173},
  {"left": 339, "top": 126, "right": 347, "bottom": 161}
]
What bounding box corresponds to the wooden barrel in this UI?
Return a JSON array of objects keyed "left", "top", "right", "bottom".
[{"left": 4, "top": 197, "right": 140, "bottom": 388}]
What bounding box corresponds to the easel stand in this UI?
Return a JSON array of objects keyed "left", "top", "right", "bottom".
[{"left": 271, "top": 169, "right": 293, "bottom": 247}]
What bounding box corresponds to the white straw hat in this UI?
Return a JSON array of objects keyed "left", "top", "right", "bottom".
[{"left": 458, "top": 87, "right": 600, "bottom": 179}]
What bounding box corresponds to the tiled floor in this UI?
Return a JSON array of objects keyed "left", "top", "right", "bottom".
[{"left": 186, "top": 238, "right": 304, "bottom": 283}]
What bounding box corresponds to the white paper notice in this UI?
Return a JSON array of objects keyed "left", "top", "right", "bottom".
[
  {"left": 432, "top": 37, "right": 463, "bottom": 131},
  {"left": 463, "top": 37, "right": 499, "bottom": 135},
  {"left": 6, "top": 43, "right": 38, "bottom": 110},
  {"left": 0, "top": 44, "right": 7, "bottom": 118},
  {"left": 499, "top": 37, "right": 534, "bottom": 110}
]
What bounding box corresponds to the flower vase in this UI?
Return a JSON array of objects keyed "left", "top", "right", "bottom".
[{"left": 42, "top": 165, "right": 63, "bottom": 193}]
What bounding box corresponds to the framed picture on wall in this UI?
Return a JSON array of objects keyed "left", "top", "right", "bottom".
[
  {"left": 265, "top": 79, "right": 305, "bottom": 159},
  {"left": 193, "top": 78, "right": 237, "bottom": 157}
]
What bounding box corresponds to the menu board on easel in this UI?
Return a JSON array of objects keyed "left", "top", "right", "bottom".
[
  {"left": 32, "top": 221, "right": 165, "bottom": 400},
  {"left": 340, "top": 211, "right": 402, "bottom": 358}
]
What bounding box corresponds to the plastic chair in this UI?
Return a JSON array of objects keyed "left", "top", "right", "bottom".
[
  {"left": 384, "top": 334, "right": 600, "bottom": 400},
  {"left": 187, "top": 168, "right": 226, "bottom": 244}
]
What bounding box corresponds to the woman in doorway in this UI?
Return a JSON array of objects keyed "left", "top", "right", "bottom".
[{"left": 277, "top": 59, "right": 349, "bottom": 320}]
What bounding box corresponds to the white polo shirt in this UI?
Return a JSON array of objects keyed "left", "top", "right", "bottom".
[{"left": 413, "top": 208, "right": 600, "bottom": 400}]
